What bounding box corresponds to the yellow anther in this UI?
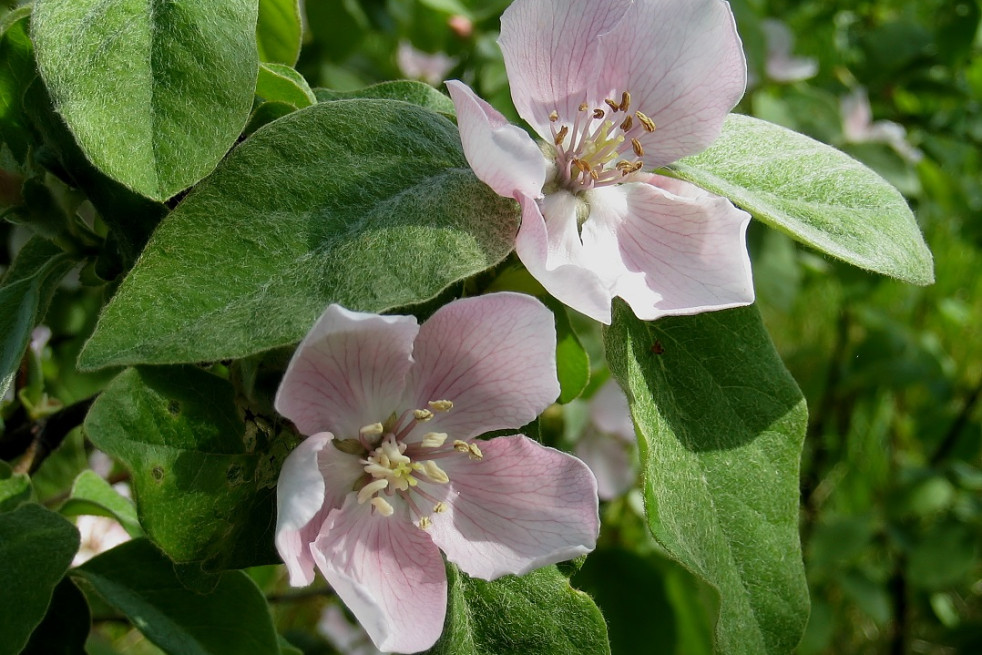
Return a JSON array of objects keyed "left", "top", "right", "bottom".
[
  {"left": 574, "top": 159, "right": 591, "bottom": 174},
  {"left": 549, "top": 110, "right": 559, "bottom": 122},
  {"left": 620, "top": 91, "right": 631, "bottom": 112},
  {"left": 604, "top": 98, "right": 620, "bottom": 112},
  {"left": 357, "top": 478, "right": 389, "bottom": 504},
  {"left": 578, "top": 102, "right": 588, "bottom": 112},
  {"left": 421, "top": 460, "right": 450, "bottom": 484},
  {"left": 421, "top": 432, "right": 448, "bottom": 448},
  {"left": 635, "top": 111, "right": 656, "bottom": 132},
  {"left": 554, "top": 125, "right": 569, "bottom": 145},
  {"left": 467, "top": 443, "right": 484, "bottom": 461},
  {"left": 433, "top": 502, "right": 448, "bottom": 514},
  {"left": 414, "top": 409, "right": 434, "bottom": 421},
  {"left": 428, "top": 400, "right": 453, "bottom": 412},
  {"left": 593, "top": 108, "right": 605, "bottom": 119},
  {"left": 453, "top": 440, "right": 470, "bottom": 453},
  {"left": 418, "top": 516, "right": 432, "bottom": 529},
  {"left": 590, "top": 169, "right": 600, "bottom": 181},
  {"left": 371, "top": 496, "right": 394, "bottom": 516},
  {"left": 360, "top": 422, "right": 384, "bottom": 437},
  {"left": 632, "top": 138, "right": 644, "bottom": 157},
  {"left": 620, "top": 115, "right": 634, "bottom": 132}
]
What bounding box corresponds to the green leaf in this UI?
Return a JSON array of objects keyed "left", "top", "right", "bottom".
[
  {"left": 256, "top": 62, "right": 315, "bottom": 108},
  {"left": 58, "top": 470, "right": 143, "bottom": 538},
  {"left": 257, "top": 0, "right": 302, "bottom": 66},
  {"left": 0, "top": 237, "right": 74, "bottom": 399},
  {"left": 0, "top": 7, "right": 35, "bottom": 163},
  {"left": 30, "top": 0, "right": 259, "bottom": 201},
  {"left": 21, "top": 577, "right": 91, "bottom": 655},
  {"left": 72, "top": 538, "right": 280, "bottom": 655},
  {"left": 668, "top": 113, "right": 934, "bottom": 285},
  {"left": 82, "top": 366, "right": 279, "bottom": 570},
  {"left": 315, "top": 80, "right": 456, "bottom": 115},
  {"left": 426, "top": 563, "right": 610, "bottom": 655},
  {"left": 79, "top": 100, "right": 518, "bottom": 369},
  {"left": 0, "top": 460, "right": 32, "bottom": 513},
  {"left": 0, "top": 503, "right": 80, "bottom": 655},
  {"left": 605, "top": 302, "right": 809, "bottom": 655},
  {"left": 549, "top": 300, "right": 590, "bottom": 404}
]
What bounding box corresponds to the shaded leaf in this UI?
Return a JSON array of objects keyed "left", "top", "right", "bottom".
[
  {"left": 21, "top": 577, "right": 91, "bottom": 655},
  {"left": 0, "top": 503, "right": 79, "bottom": 655},
  {"left": 72, "top": 539, "right": 279, "bottom": 655},
  {"left": 79, "top": 100, "right": 517, "bottom": 369},
  {"left": 605, "top": 302, "right": 809, "bottom": 655},
  {"left": 426, "top": 563, "right": 609, "bottom": 655},
  {"left": 31, "top": 0, "right": 259, "bottom": 200},
  {"left": 82, "top": 366, "right": 279, "bottom": 570}
]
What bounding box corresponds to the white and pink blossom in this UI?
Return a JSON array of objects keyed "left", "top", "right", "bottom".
[
  {"left": 274, "top": 293, "right": 599, "bottom": 654},
  {"left": 447, "top": 0, "right": 754, "bottom": 324},
  {"left": 574, "top": 379, "right": 637, "bottom": 500}
]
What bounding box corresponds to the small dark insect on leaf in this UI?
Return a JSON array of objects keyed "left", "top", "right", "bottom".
[{"left": 650, "top": 340, "right": 665, "bottom": 355}]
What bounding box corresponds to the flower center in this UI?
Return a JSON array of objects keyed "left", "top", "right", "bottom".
[
  {"left": 336, "top": 399, "right": 484, "bottom": 528},
  {"left": 548, "top": 90, "right": 656, "bottom": 191}
]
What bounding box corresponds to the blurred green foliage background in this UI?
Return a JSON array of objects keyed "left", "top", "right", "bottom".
[{"left": 3, "top": 0, "right": 980, "bottom": 653}]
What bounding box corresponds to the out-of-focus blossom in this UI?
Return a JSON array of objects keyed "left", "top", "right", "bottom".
[
  {"left": 841, "top": 87, "right": 923, "bottom": 163},
  {"left": 448, "top": 14, "right": 473, "bottom": 39},
  {"left": 761, "top": 19, "right": 818, "bottom": 83},
  {"left": 397, "top": 41, "right": 457, "bottom": 86},
  {"left": 318, "top": 604, "right": 384, "bottom": 655},
  {"left": 574, "top": 379, "right": 637, "bottom": 500},
  {"left": 29, "top": 325, "right": 51, "bottom": 357},
  {"left": 274, "top": 293, "right": 599, "bottom": 653},
  {"left": 447, "top": 0, "right": 754, "bottom": 324}
]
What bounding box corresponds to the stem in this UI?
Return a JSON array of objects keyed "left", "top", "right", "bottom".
[
  {"left": 930, "top": 380, "right": 982, "bottom": 465},
  {"left": 10, "top": 397, "right": 95, "bottom": 475}
]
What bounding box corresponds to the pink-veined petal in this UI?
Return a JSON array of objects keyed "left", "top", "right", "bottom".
[
  {"left": 514, "top": 193, "right": 614, "bottom": 323},
  {"left": 583, "top": 176, "right": 754, "bottom": 321},
  {"left": 275, "top": 432, "right": 333, "bottom": 586},
  {"left": 446, "top": 79, "right": 546, "bottom": 200},
  {"left": 275, "top": 305, "right": 419, "bottom": 438},
  {"left": 499, "top": 0, "right": 631, "bottom": 137},
  {"left": 595, "top": 0, "right": 746, "bottom": 167},
  {"left": 574, "top": 430, "right": 635, "bottom": 501},
  {"left": 427, "top": 435, "right": 599, "bottom": 580},
  {"left": 312, "top": 498, "right": 447, "bottom": 654},
  {"left": 405, "top": 292, "right": 559, "bottom": 440}
]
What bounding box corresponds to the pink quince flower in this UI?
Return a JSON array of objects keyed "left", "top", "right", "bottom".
[
  {"left": 574, "top": 379, "right": 637, "bottom": 500},
  {"left": 274, "top": 292, "right": 599, "bottom": 654},
  {"left": 447, "top": 0, "right": 754, "bottom": 324}
]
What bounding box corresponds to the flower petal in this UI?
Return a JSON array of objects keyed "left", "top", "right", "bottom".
[
  {"left": 582, "top": 175, "right": 754, "bottom": 320},
  {"left": 514, "top": 192, "right": 614, "bottom": 323},
  {"left": 275, "top": 432, "right": 332, "bottom": 586},
  {"left": 428, "top": 435, "right": 599, "bottom": 580},
  {"left": 498, "top": 0, "right": 631, "bottom": 138},
  {"left": 275, "top": 304, "right": 419, "bottom": 437},
  {"left": 405, "top": 292, "right": 559, "bottom": 440},
  {"left": 575, "top": 430, "right": 635, "bottom": 501},
  {"left": 589, "top": 379, "right": 634, "bottom": 442},
  {"left": 595, "top": 0, "right": 746, "bottom": 166},
  {"left": 312, "top": 497, "right": 447, "bottom": 654},
  {"left": 446, "top": 79, "right": 546, "bottom": 200}
]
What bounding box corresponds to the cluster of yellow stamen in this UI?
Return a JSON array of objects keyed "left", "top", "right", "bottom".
[
  {"left": 343, "top": 398, "right": 488, "bottom": 528},
  {"left": 548, "top": 90, "right": 656, "bottom": 190}
]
